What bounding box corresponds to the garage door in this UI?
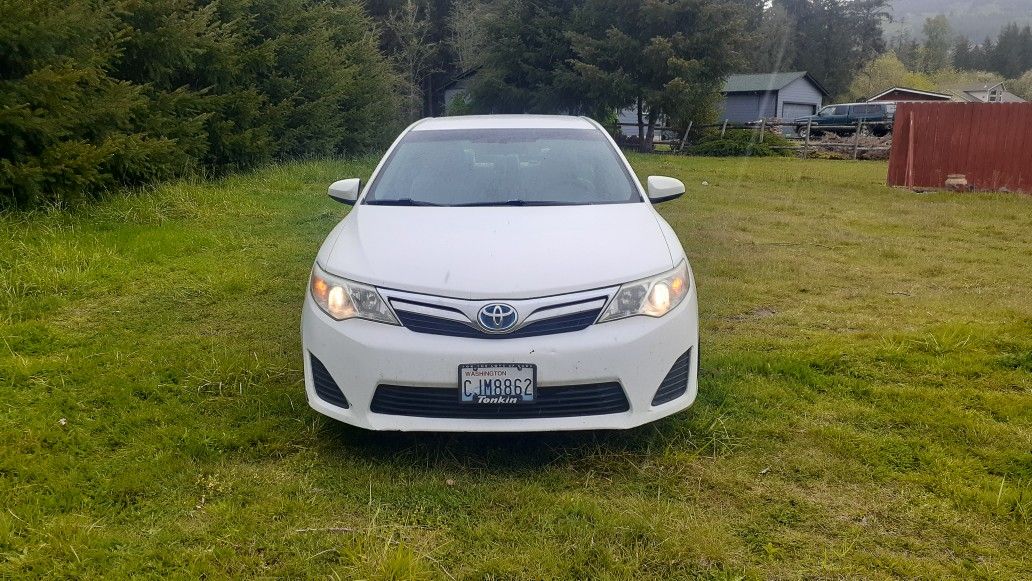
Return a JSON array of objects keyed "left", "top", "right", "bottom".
[{"left": 782, "top": 103, "right": 816, "bottom": 119}]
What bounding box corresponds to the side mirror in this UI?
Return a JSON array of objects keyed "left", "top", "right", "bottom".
[
  {"left": 328, "top": 178, "right": 361, "bottom": 205},
  {"left": 646, "top": 176, "right": 685, "bottom": 203}
]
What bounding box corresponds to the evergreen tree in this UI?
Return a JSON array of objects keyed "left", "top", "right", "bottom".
[
  {"left": 0, "top": 0, "right": 402, "bottom": 208},
  {"left": 893, "top": 31, "right": 922, "bottom": 71},
  {"left": 993, "top": 23, "right": 1022, "bottom": 78},
  {"left": 0, "top": 0, "right": 187, "bottom": 207},
  {"left": 952, "top": 36, "right": 973, "bottom": 70},
  {"left": 1022, "top": 26, "right": 1032, "bottom": 74},
  {"left": 565, "top": 0, "right": 745, "bottom": 150},
  {"left": 745, "top": 4, "right": 797, "bottom": 74},
  {"left": 978, "top": 37, "right": 995, "bottom": 72},
  {"left": 921, "top": 15, "right": 953, "bottom": 73},
  {"left": 947, "top": 23, "right": 1032, "bottom": 77},
  {"left": 465, "top": 0, "right": 580, "bottom": 115},
  {"left": 776, "top": 0, "right": 890, "bottom": 98}
]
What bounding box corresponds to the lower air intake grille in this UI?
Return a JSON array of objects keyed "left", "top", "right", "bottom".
[
  {"left": 370, "top": 382, "right": 628, "bottom": 419},
  {"left": 652, "top": 348, "right": 692, "bottom": 406},
  {"left": 310, "top": 354, "right": 350, "bottom": 408}
]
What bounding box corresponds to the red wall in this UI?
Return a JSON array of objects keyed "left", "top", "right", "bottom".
[{"left": 888, "top": 102, "right": 1032, "bottom": 193}]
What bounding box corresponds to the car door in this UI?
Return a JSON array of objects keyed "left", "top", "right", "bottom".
[{"left": 816, "top": 105, "right": 849, "bottom": 128}]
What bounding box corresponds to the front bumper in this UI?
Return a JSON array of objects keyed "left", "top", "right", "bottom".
[{"left": 301, "top": 289, "right": 699, "bottom": 432}]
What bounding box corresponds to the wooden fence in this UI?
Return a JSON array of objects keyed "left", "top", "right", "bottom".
[
  {"left": 618, "top": 120, "right": 892, "bottom": 159},
  {"left": 887, "top": 102, "right": 1032, "bottom": 193}
]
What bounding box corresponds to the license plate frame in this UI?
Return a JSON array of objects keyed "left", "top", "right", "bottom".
[{"left": 458, "top": 363, "right": 537, "bottom": 404}]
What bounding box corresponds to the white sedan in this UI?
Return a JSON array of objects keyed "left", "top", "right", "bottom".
[{"left": 302, "top": 115, "right": 699, "bottom": 431}]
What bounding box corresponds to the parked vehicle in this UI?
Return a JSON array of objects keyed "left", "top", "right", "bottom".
[
  {"left": 794, "top": 102, "right": 896, "bottom": 138},
  {"left": 302, "top": 115, "right": 700, "bottom": 432}
]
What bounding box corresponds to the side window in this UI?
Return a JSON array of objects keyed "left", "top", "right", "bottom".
[{"left": 833, "top": 106, "right": 849, "bottom": 115}]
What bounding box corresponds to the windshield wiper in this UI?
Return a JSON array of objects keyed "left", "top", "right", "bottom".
[
  {"left": 365, "top": 198, "right": 443, "bottom": 206},
  {"left": 454, "top": 199, "right": 585, "bottom": 207}
]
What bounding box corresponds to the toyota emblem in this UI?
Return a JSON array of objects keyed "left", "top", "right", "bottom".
[{"left": 477, "top": 303, "right": 519, "bottom": 332}]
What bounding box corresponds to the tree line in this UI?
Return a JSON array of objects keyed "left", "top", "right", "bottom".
[
  {"left": 742, "top": 0, "right": 889, "bottom": 98},
  {"left": 4, "top": 0, "right": 1029, "bottom": 209},
  {"left": 372, "top": 0, "right": 891, "bottom": 145},
  {"left": 894, "top": 18, "right": 1032, "bottom": 80},
  {"left": 1, "top": 0, "right": 399, "bottom": 209},
  {"left": 842, "top": 17, "right": 1032, "bottom": 104},
  {"left": 3, "top": 0, "right": 766, "bottom": 208},
  {"left": 0, "top": 0, "right": 914, "bottom": 208}
]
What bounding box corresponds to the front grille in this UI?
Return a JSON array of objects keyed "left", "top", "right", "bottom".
[
  {"left": 394, "top": 307, "right": 602, "bottom": 340},
  {"left": 370, "top": 382, "right": 629, "bottom": 419},
  {"left": 651, "top": 348, "right": 692, "bottom": 405},
  {"left": 310, "top": 354, "right": 350, "bottom": 408}
]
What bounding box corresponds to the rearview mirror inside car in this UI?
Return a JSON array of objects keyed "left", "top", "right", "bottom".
[
  {"left": 646, "top": 176, "right": 685, "bottom": 203},
  {"left": 328, "top": 178, "right": 361, "bottom": 205}
]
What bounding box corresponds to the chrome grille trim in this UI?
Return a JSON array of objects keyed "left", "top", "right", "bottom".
[
  {"left": 388, "top": 299, "right": 470, "bottom": 323},
  {"left": 520, "top": 297, "right": 608, "bottom": 324},
  {"left": 382, "top": 286, "right": 617, "bottom": 338}
]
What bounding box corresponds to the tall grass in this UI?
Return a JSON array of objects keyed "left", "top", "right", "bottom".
[{"left": 1, "top": 156, "right": 1029, "bottom": 578}]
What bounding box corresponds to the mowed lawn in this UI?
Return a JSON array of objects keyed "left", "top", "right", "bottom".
[{"left": 2, "top": 154, "right": 1030, "bottom": 579}]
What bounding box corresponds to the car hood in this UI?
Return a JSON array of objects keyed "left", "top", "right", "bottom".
[{"left": 318, "top": 204, "right": 678, "bottom": 299}]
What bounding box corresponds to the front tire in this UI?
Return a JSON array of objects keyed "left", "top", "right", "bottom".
[{"left": 797, "top": 126, "right": 820, "bottom": 139}]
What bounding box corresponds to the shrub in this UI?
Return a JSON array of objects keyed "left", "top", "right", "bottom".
[
  {"left": 0, "top": 0, "right": 401, "bottom": 209},
  {"left": 0, "top": 1, "right": 186, "bottom": 207},
  {"left": 687, "top": 128, "right": 791, "bottom": 158}
]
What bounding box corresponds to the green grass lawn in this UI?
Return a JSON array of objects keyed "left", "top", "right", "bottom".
[{"left": 2, "top": 155, "right": 1030, "bottom": 578}]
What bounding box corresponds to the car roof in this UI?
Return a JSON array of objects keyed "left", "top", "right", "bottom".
[{"left": 410, "top": 115, "right": 598, "bottom": 132}]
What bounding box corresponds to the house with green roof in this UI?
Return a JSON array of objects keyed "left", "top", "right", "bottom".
[{"left": 720, "top": 72, "right": 829, "bottom": 123}]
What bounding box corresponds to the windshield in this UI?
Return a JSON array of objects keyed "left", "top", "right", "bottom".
[{"left": 363, "top": 128, "right": 641, "bottom": 206}]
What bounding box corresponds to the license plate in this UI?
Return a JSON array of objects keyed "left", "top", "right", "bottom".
[{"left": 458, "top": 364, "right": 536, "bottom": 404}]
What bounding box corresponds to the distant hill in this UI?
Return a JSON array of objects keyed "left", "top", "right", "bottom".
[{"left": 889, "top": 0, "right": 1032, "bottom": 41}]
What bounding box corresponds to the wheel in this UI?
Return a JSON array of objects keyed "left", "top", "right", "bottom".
[{"left": 797, "top": 126, "right": 820, "bottom": 139}]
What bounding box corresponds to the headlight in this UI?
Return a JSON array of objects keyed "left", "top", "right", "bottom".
[
  {"left": 309, "top": 264, "right": 398, "bottom": 324},
  {"left": 598, "top": 261, "right": 690, "bottom": 323}
]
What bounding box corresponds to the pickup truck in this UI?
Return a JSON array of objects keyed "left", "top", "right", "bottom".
[{"left": 794, "top": 102, "right": 896, "bottom": 138}]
